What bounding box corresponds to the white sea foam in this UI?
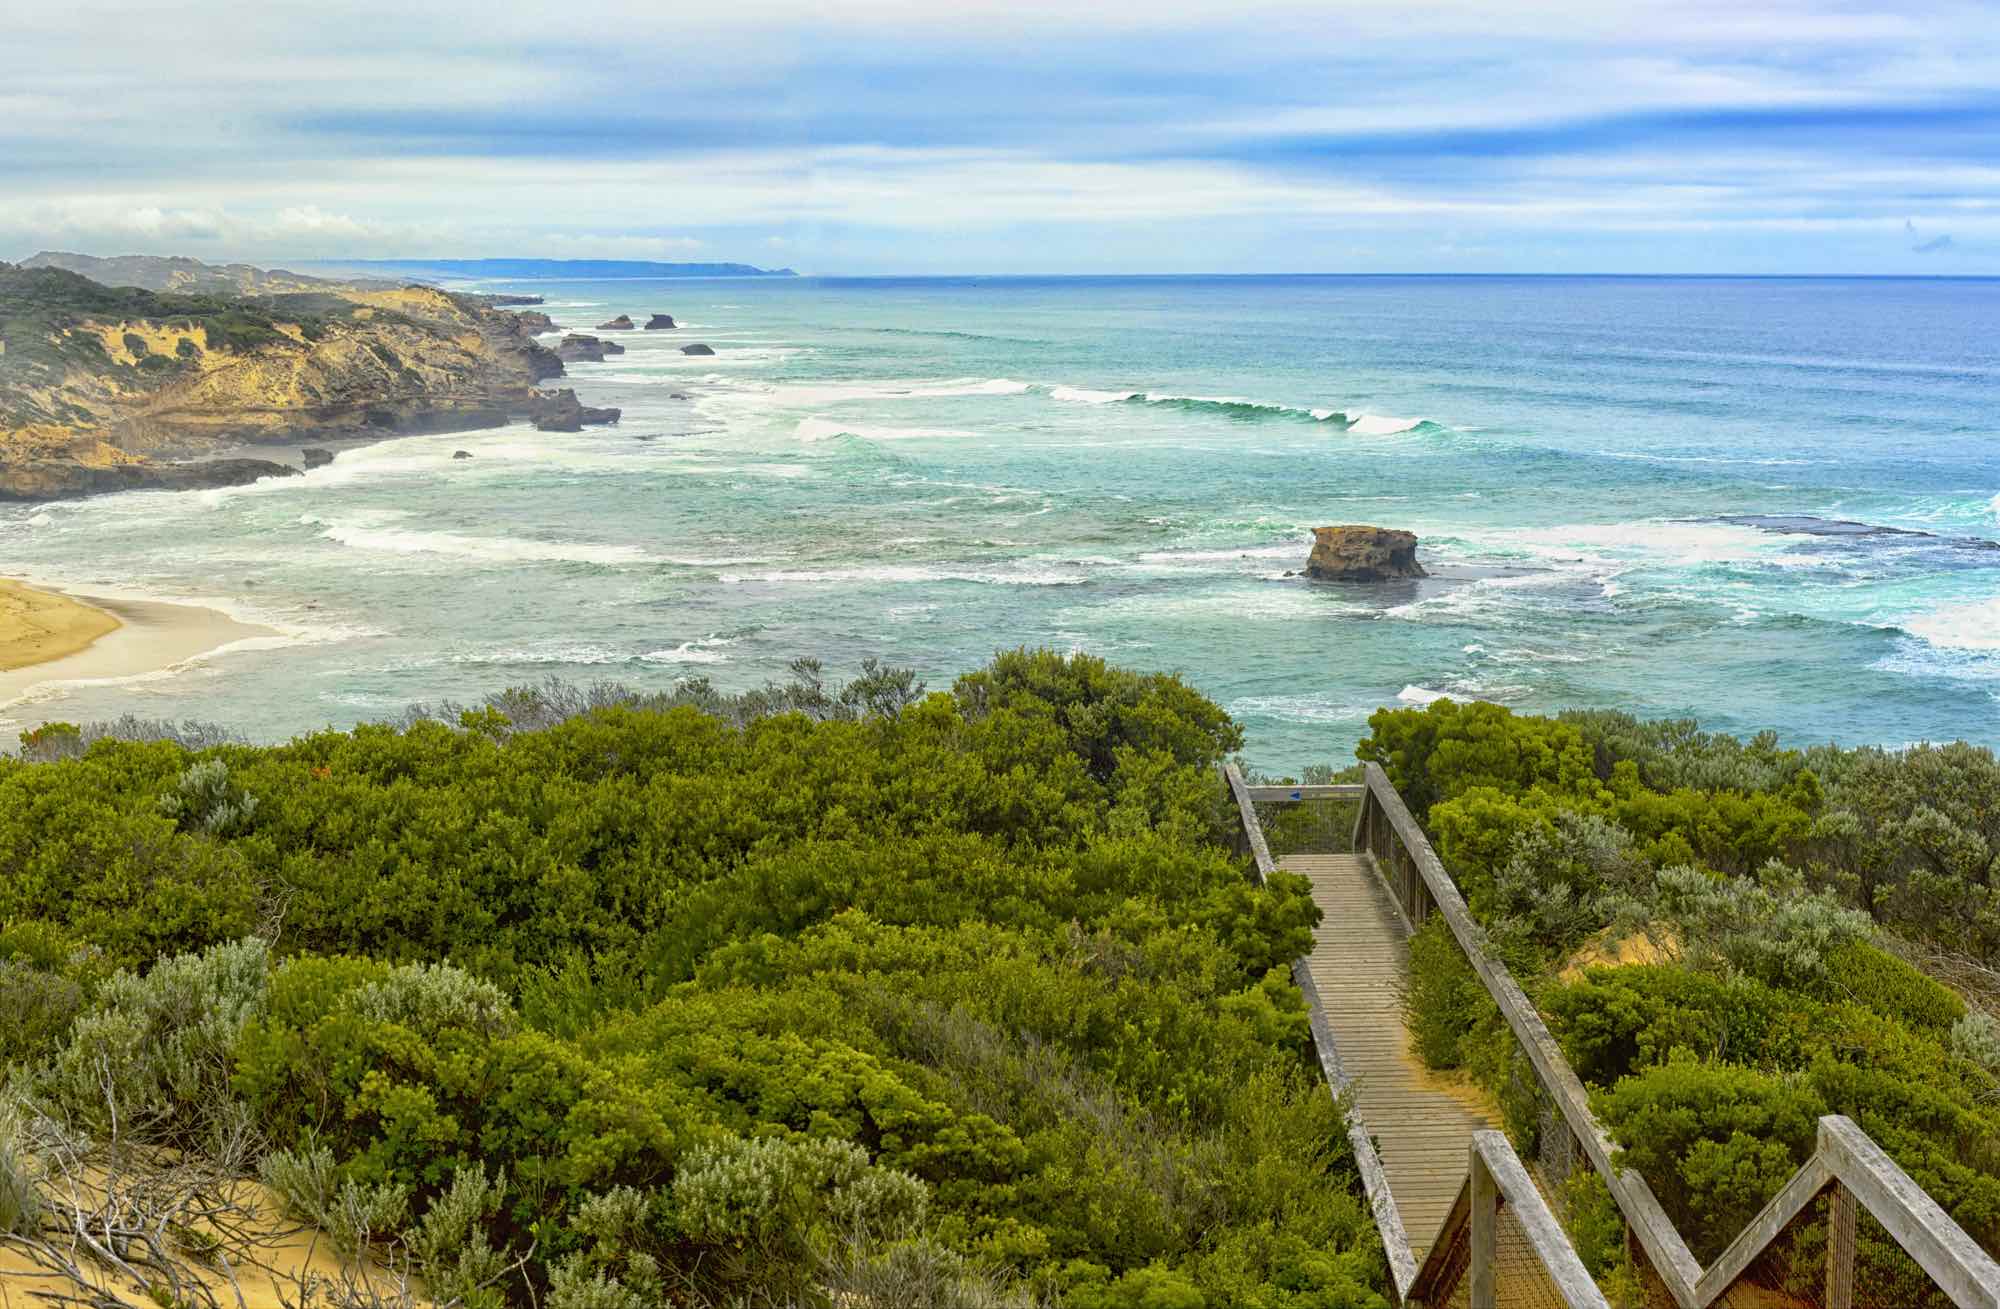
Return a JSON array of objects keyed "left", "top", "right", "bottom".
[
  {"left": 1228, "top": 692, "right": 1372, "bottom": 724},
  {"left": 722, "top": 562, "right": 1088, "bottom": 587},
  {"left": 1049, "top": 386, "right": 1139, "bottom": 404},
  {"left": 641, "top": 640, "right": 732, "bottom": 664},
  {"left": 793, "top": 417, "right": 980, "bottom": 443},
  {"left": 385, "top": 642, "right": 634, "bottom": 670},
  {"left": 313, "top": 519, "right": 648, "bottom": 565},
  {"left": 1397, "top": 685, "right": 1455, "bottom": 705},
  {"left": 1344, "top": 413, "right": 1424, "bottom": 436},
  {"left": 1904, "top": 595, "right": 2000, "bottom": 651},
  {"left": 712, "top": 377, "right": 1029, "bottom": 410},
  {"left": 1136, "top": 544, "right": 1300, "bottom": 565},
  {"left": 1042, "top": 385, "right": 1427, "bottom": 434}
]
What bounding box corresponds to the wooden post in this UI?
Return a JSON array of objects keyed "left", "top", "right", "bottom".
[
  {"left": 1827, "top": 1182, "right": 1856, "bottom": 1309},
  {"left": 1470, "top": 1143, "right": 1499, "bottom": 1309}
]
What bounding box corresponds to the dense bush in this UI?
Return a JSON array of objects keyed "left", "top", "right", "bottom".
[
  {"left": 1361, "top": 698, "right": 2000, "bottom": 1283},
  {"left": 0, "top": 651, "right": 1382, "bottom": 1308}
]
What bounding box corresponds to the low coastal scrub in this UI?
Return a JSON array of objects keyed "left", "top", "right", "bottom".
[
  {"left": 1369, "top": 698, "right": 2000, "bottom": 1293},
  {"left": 0, "top": 651, "right": 1384, "bottom": 1309}
]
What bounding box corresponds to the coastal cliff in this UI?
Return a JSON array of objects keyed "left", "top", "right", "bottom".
[{"left": 0, "top": 260, "right": 568, "bottom": 501}]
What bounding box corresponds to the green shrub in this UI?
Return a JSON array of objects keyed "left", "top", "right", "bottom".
[
  {"left": 1821, "top": 940, "right": 1964, "bottom": 1032},
  {"left": 45, "top": 937, "right": 269, "bottom": 1145},
  {"left": 1356, "top": 699, "right": 1595, "bottom": 822},
  {"left": 1399, "top": 917, "right": 1488, "bottom": 1070},
  {"left": 1597, "top": 1056, "right": 1825, "bottom": 1262}
]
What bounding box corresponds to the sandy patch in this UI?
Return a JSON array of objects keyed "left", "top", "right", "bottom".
[
  {"left": 1559, "top": 928, "right": 1678, "bottom": 983},
  {"left": 0, "top": 580, "right": 120, "bottom": 672},
  {"left": 0, "top": 583, "right": 279, "bottom": 717},
  {"left": 0, "top": 1175, "right": 403, "bottom": 1309}
]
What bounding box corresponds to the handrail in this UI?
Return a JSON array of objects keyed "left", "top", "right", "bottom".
[
  {"left": 1352, "top": 763, "right": 1705, "bottom": 1297},
  {"left": 1346, "top": 761, "right": 2000, "bottom": 1309},
  {"left": 1469, "top": 1130, "right": 1612, "bottom": 1309},
  {"left": 1222, "top": 764, "right": 1420, "bottom": 1296},
  {"left": 1242, "top": 783, "right": 1367, "bottom": 802}
]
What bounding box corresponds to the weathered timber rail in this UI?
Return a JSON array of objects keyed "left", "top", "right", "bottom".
[{"left": 1223, "top": 762, "right": 2000, "bottom": 1309}]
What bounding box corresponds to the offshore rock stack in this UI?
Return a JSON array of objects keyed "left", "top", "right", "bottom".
[{"left": 1304, "top": 526, "right": 1427, "bottom": 581}]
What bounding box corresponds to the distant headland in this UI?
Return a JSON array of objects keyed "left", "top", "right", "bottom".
[{"left": 313, "top": 258, "right": 800, "bottom": 280}]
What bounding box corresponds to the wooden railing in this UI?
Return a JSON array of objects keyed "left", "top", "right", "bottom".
[{"left": 1225, "top": 760, "right": 2000, "bottom": 1308}]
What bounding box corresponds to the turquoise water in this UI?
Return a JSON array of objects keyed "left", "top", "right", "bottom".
[{"left": 3, "top": 275, "right": 1997, "bottom": 771}]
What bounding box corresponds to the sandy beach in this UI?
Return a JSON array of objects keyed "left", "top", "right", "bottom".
[
  {"left": 0, "top": 578, "right": 280, "bottom": 714},
  {"left": 0, "top": 577, "right": 121, "bottom": 670}
]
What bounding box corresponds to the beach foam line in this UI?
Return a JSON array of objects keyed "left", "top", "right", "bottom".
[{"left": 0, "top": 590, "right": 286, "bottom": 713}]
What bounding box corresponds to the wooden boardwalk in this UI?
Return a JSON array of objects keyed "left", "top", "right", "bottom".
[{"left": 1289, "top": 852, "right": 1500, "bottom": 1260}]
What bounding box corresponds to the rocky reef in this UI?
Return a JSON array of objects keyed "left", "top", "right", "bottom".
[
  {"left": 645, "top": 314, "right": 677, "bottom": 330},
  {"left": 0, "top": 456, "right": 300, "bottom": 502},
  {"left": 525, "top": 389, "right": 621, "bottom": 432},
  {"left": 680, "top": 343, "right": 715, "bottom": 356},
  {"left": 598, "top": 315, "right": 636, "bottom": 330},
  {"left": 1304, "top": 526, "right": 1428, "bottom": 581},
  {"left": 555, "top": 334, "right": 626, "bottom": 363},
  {"left": 0, "top": 260, "right": 612, "bottom": 501},
  {"left": 301, "top": 447, "right": 335, "bottom": 469}
]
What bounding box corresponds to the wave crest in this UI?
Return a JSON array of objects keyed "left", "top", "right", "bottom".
[{"left": 1044, "top": 385, "right": 1426, "bottom": 432}]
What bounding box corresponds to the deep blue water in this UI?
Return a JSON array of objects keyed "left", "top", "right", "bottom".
[{"left": 4, "top": 275, "right": 1996, "bottom": 770}]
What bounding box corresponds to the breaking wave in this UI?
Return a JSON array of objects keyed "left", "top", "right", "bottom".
[{"left": 1043, "top": 385, "right": 1427, "bottom": 433}]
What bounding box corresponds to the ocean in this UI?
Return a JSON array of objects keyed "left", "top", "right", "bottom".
[{"left": 3, "top": 274, "right": 1997, "bottom": 772}]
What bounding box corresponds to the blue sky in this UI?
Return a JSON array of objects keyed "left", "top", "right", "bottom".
[{"left": 5, "top": 0, "right": 1999, "bottom": 274}]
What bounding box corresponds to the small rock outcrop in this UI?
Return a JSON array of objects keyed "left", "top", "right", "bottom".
[
  {"left": 525, "top": 388, "right": 621, "bottom": 432},
  {"left": 0, "top": 458, "right": 300, "bottom": 502},
  {"left": 452, "top": 450, "right": 473, "bottom": 460},
  {"left": 513, "top": 310, "right": 556, "bottom": 333},
  {"left": 680, "top": 343, "right": 715, "bottom": 356},
  {"left": 301, "top": 447, "right": 335, "bottom": 470},
  {"left": 644, "top": 314, "right": 677, "bottom": 330},
  {"left": 554, "top": 334, "right": 628, "bottom": 363},
  {"left": 597, "top": 315, "right": 635, "bottom": 330},
  {"left": 1305, "top": 526, "right": 1427, "bottom": 581}
]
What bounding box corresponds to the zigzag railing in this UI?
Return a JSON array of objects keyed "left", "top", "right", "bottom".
[{"left": 1223, "top": 761, "right": 2000, "bottom": 1308}]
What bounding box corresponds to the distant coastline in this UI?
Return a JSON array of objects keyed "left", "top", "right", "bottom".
[{"left": 313, "top": 257, "right": 799, "bottom": 281}]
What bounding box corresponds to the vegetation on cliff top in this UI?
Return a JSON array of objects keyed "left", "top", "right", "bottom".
[{"left": 0, "top": 651, "right": 1383, "bottom": 1309}]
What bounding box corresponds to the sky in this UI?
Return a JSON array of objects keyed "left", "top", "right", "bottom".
[{"left": 5, "top": 0, "right": 2000, "bottom": 275}]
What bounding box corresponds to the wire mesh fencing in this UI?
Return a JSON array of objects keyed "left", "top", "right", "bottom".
[{"left": 1252, "top": 794, "right": 1360, "bottom": 858}]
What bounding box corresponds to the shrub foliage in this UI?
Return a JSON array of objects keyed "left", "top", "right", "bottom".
[{"left": 0, "top": 651, "right": 1383, "bottom": 1309}]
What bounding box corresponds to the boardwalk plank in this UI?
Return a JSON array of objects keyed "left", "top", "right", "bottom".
[{"left": 1285, "top": 853, "right": 1503, "bottom": 1260}]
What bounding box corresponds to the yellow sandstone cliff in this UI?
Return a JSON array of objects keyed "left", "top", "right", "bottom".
[{"left": 0, "top": 263, "right": 567, "bottom": 500}]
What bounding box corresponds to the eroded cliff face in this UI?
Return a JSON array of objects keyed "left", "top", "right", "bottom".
[{"left": 0, "top": 267, "right": 566, "bottom": 501}]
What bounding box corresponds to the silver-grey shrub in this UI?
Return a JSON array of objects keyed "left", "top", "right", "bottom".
[{"left": 45, "top": 937, "right": 270, "bottom": 1145}]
